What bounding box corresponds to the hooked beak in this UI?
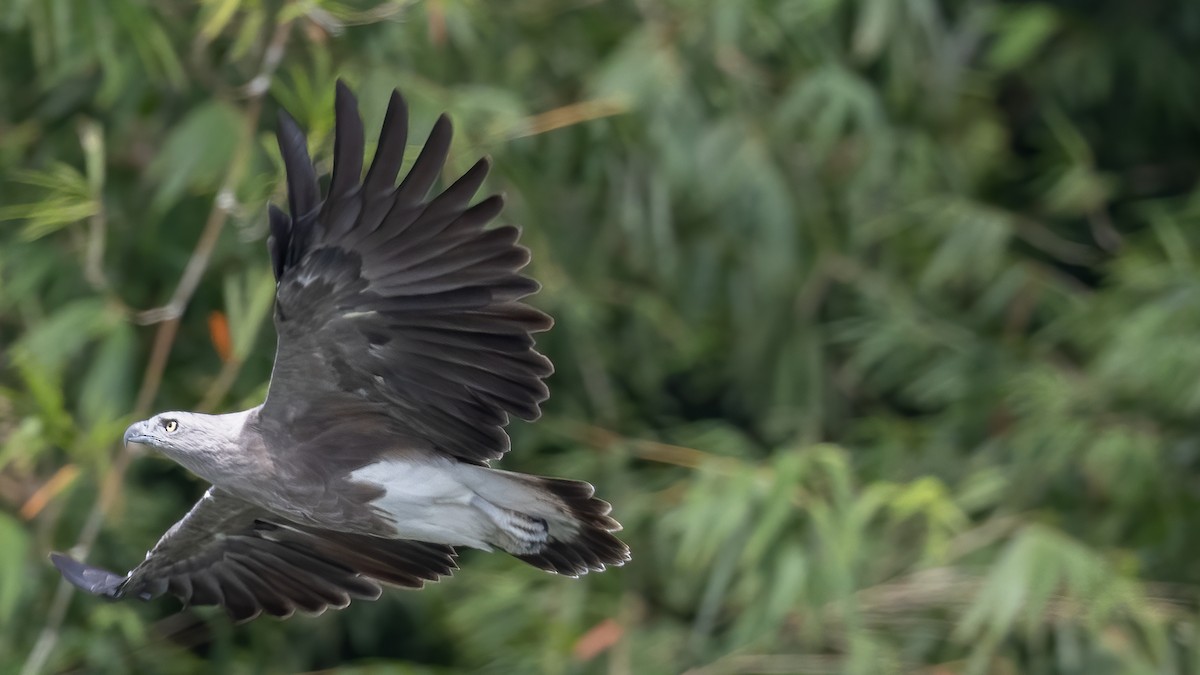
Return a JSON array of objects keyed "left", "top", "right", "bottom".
[{"left": 123, "top": 420, "right": 152, "bottom": 447}]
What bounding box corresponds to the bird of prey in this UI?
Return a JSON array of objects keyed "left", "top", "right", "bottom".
[{"left": 51, "top": 81, "right": 629, "bottom": 621}]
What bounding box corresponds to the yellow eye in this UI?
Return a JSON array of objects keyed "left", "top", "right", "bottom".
[{"left": 164, "top": 419, "right": 178, "bottom": 433}]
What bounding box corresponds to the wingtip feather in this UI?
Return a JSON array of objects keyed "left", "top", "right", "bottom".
[
  {"left": 364, "top": 89, "right": 411, "bottom": 194},
  {"left": 50, "top": 552, "right": 128, "bottom": 598},
  {"left": 329, "top": 80, "right": 365, "bottom": 202},
  {"left": 276, "top": 106, "right": 320, "bottom": 218}
]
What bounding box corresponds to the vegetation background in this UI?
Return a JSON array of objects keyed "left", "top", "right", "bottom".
[{"left": 2, "top": 0, "right": 1200, "bottom": 673}]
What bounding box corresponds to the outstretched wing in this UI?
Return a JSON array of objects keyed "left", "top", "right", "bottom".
[
  {"left": 260, "top": 81, "right": 552, "bottom": 465},
  {"left": 51, "top": 489, "right": 456, "bottom": 622}
]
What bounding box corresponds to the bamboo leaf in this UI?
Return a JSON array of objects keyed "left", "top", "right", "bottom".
[{"left": 0, "top": 513, "right": 30, "bottom": 627}]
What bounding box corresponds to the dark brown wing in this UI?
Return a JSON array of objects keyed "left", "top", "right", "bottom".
[
  {"left": 51, "top": 489, "right": 457, "bottom": 622},
  {"left": 260, "top": 81, "right": 552, "bottom": 465}
]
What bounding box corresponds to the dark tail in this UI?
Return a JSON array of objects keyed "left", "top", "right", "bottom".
[
  {"left": 514, "top": 476, "right": 630, "bottom": 576},
  {"left": 459, "top": 466, "right": 630, "bottom": 576}
]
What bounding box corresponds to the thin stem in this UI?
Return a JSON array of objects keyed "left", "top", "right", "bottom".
[{"left": 198, "top": 355, "right": 246, "bottom": 413}]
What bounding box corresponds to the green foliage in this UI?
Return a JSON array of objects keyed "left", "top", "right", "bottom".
[{"left": 3, "top": 0, "right": 1200, "bottom": 673}]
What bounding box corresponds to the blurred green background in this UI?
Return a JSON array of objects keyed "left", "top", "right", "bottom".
[{"left": 3, "top": 0, "right": 1200, "bottom": 673}]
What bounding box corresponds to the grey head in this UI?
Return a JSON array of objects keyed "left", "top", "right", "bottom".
[{"left": 123, "top": 409, "right": 257, "bottom": 485}]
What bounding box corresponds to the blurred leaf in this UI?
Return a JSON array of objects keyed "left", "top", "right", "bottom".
[
  {"left": 148, "top": 100, "right": 244, "bottom": 213},
  {"left": 0, "top": 162, "right": 99, "bottom": 240},
  {"left": 221, "top": 264, "right": 276, "bottom": 360},
  {"left": 78, "top": 322, "right": 135, "bottom": 426},
  {"left": 13, "top": 298, "right": 119, "bottom": 372},
  {"left": 0, "top": 513, "right": 30, "bottom": 627},
  {"left": 198, "top": 0, "right": 244, "bottom": 41},
  {"left": 988, "top": 5, "right": 1061, "bottom": 71}
]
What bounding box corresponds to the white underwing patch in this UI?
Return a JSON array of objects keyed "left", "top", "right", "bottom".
[{"left": 347, "top": 457, "right": 493, "bottom": 550}]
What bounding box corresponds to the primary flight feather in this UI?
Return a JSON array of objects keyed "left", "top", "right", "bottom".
[{"left": 51, "top": 81, "right": 629, "bottom": 622}]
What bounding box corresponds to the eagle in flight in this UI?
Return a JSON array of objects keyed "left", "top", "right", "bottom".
[{"left": 51, "top": 82, "right": 629, "bottom": 621}]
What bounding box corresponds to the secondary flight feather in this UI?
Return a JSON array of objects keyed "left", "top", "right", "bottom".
[{"left": 51, "top": 81, "right": 629, "bottom": 622}]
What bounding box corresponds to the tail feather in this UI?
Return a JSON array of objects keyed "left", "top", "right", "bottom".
[
  {"left": 459, "top": 467, "right": 630, "bottom": 576},
  {"left": 510, "top": 475, "right": 629, "bottom": 576}
]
